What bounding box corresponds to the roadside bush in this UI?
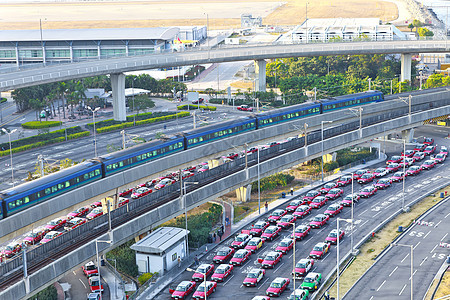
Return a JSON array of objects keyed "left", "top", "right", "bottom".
[
  {"left": 96, "top": 112, "right": 190, "bottom": 133},
  {"left": 324, "top": 161, "right": 339, "bottom": 172},
  {"left": 336, "top": 147, "right": 373, "bottom": 166},
  {"left": 251, "top": 173, "right": 295, "bottom": 193},
  {"left": 106, "top": 240, "right": 139, "bottom": 278},
  {"left": 0, "top": 97, "right": 6, "bottom": 103},
  {"left": 28, "top": 284, "right": 57, "bottom": 300},
  {"left": 138, "top": 273, "right": 153, "bottom": 285},
  {"left": 177, "top": 104, "right": 217, "bottom": 111},
  {"left": 22, "top": 121, "right": 62, "bottom": 129},
  {"left": 86, "top": 112, "right": 180, "bottom": 130}
]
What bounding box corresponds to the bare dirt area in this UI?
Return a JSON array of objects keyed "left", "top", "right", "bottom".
[{"left": 0, "top": 0, "right": 398, "bottom": 30}]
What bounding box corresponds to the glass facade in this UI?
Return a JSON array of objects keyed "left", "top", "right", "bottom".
[
  {"left": 73, "top": 49, "right": 98, "bottom": 58},
  {"left": 0, "top": 50, "right": 15, "bottom": 58},
  {"left": 46, "top": 49, "right": 70, "bottom": 58},
  {"left": 18, "top": 49, "right": 42, "bottom": 58},
  {"left": 100, "top": 49, "right": 126, "bottom": 57}
]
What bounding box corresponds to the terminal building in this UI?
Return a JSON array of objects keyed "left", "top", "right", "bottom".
[
  {"left": 277, "top": 18, "right": 407, "bottom": 44},
  {"left": 0, "top": 26, "right": 207, "bottom": 67}
]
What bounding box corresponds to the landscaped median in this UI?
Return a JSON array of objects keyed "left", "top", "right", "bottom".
[
  {"left": 21, "top": 121, "right": 62, "bottom": 129},
  {"left": 177, "top": 104, "right": 216, "bottom": 111},
  {"left": 0, "top": 126, "right": 89, "bottom": 157},
  {"left": 87, "top": 111, "right": 190, "bottom": 133}
]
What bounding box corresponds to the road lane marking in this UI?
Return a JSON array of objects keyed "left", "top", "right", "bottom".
[
  {"left": 274, "top": 262, "right": 284, "bottom": 273},
  {"left": 441, "top": 233, "right": 448, "bottom": 242},
  {"left": 430, "top": 244, "right": 438, "bottom": 253},
  {"left": 373, "top": 211, "right": 382, "bottom": 218},
  {"left": 258, "top": 277, "right": 270, "bottom": 289},
  {"left": 79, "top": 278, "right": 87, "bottom": 289},
  {"left": 445, "top": 212, "right": 450, "bottom": 219},
  {"left": 401, "top": 254, "right": 409, "bottom": 263},
  {"left": 376, "top": 280, "right": 386, "bottom": 291},
  {"left": 223, "top": 275, "right": 234, "bottom": 286},
  {"left": 359, "top": 209, "right": 368, "bottom": 216},
  {"left": 389, "top": 266, "right": 398, "bottom": 277},
  {"left": 410, "top": 269, "right": 417, "bottom": 280},
  {"left": 72, "top": 270, "right": 76, "bottom": 275},
  {"left": 420, "top": 256, "right": 428, "bottom": 266},
  {"left": 435, "top": 220, "right": 442, "bottom": 228},
  {"left": 359, "top": 220, "right": 369, "bottom": 228},
  {"left": 399, "top": 284, "right": 407, "bottom": 295},
  {"left": 423, "top": 231, "right": 431, "bottom": 239},
  {"left": 369, "top": 296, "right": 374, "bottom": 300},
  {"left": 414, "top": 241, "right": 421, "bottom": 250},
  {"left": 323, "top": 253, "right": 330, "bottom": 261}
]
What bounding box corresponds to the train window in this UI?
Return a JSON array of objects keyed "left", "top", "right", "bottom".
[
  {"left": 8, "top": 202, "right": 15, "bottom": 209},
  {"left": 65, "top": 181, "right": 70, "bottom": 188},
  {"left": 45, "top": 188, "right": 51, "bottom": 195},
  {"left": 52, "top": 186, "right": 58, "bottom": 192},
  {"left": 84, "top": 174, "right": 89, "bottom": 180},
  {"left": 24, "top": 196, "right": 29, "bottom": 203},
  {"left": 16, "top": 199, "right": 23, "bottom": 207},
  {"left": 58, "top": 183, "right": 64, "bottom": 190}
]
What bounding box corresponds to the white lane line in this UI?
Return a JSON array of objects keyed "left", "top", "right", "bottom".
[
  {"left": 445, "top": 212, "right": 450, "bottom": 218},
  {"left": 369, "top": 296, "right": 374, "bottom": 300},
  {"left": 410, "top": 269, "right": 417, "bottom": 280},
  {"left": 423, "top": 231, "right": 431, "bottom": 239},
  {"left": 223, "top": 275, "right": 234, "bottom": 286},
  {"left": 317, "top": 228, "right": 326, "bottom": 234},
  {"left": 79, "top": 278, "right": 87, "bottom": 289},
  {"left": 420, "top": 256, "right": 428, "bottom": 266},
  {"left": 323, "top": 253, "right": 330, "bottom": 261},
  {"left": 414, "top": 241, "right": 421, "bottom": 250},
  {"left": 430, "top": 244, "right": 438, "bottom": 253},
  {"left": 360, "top": 220, "right": 369, "bottom": 228},
  {"left": 435, "top": 220, "right": 442, "bottom": 228},
  {"left": 373, "top": 211, "right": 382, "bottom": 218},
  {"left": 258, "top": 277, "right": 270, "bottom": 289},
  {"left": 376, "top": 280, "right": 386, "bottom": 291},
  {"left": 401, "top": 254, "right": 409, "bottom": 263},
  {"left": 274, "top": 262, "right": 284, "bottom": 273},
  {"left": 389, "top": 266, "right": 398, "bottom": 277},
  {"left": 441, "top": 233, "right": 448, "bottom": 242},
  {"left": 399, "top": 284, "right": 407, "bottom": 295},
  {"left": 72, "top": 270, "right": 76, "bottom": 275},
  {"left": 359, "top": 209, "right": 368, "bottom": 216}
]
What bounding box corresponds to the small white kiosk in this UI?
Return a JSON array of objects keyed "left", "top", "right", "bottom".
[{"left": 131, "top": 227, "right": 189, "bottom": 275}]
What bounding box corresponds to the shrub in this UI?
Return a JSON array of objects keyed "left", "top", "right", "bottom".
[
  {"left": 86, "top": 112, "right": 182, "bottom": 130},
  {"left": 28, "top": 284, "right": 57, "bottom": 300},
  {"left": 21, "top": 121, "right": 62, "bottom": 129},
  {"left": 251, "top": 173, "right": 295, "bottom": 193},
  {"left": 106, "top": 240, "right": 139, "bottom": 278},
  {"left": 336, "top": 147, "right": 373, "bottom": 166},
  {"left": 138, "top": 273, "right": 153, "bottom": 285},
  {"left": 177, "top": 104, "right": 217, "bottom": 111},
  {"left": 0, "top": 97, "right": 6, "bottom": 103}
]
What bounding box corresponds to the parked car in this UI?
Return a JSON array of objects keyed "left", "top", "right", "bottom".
[
  {"left": 45, "top": 217, "right": 67, "bottom": 231},
  {"left": 243, "top": 268, "right": 266, "bottom": 287},
  {"left": 302, "top": 190, "right": 320, "bottom": 204},
  {"left": 1, "top": 242, "right": 22, "bottom": 258},
  {"left": 386, "top": 163, "right": 400, "bottom": 173},
  {"left": 386, "top": 155, "right": 402, "bottom": 164},
  {"left": 434, "top": 153, "right": 447, "bottom": 163},
  {"left": 23, "top": 228, "right": 46, "bottom": 245},
  {"left": 131, "top": 187, "right": 152, "bottom": 199},
  {"left": 390, "top": 171, "right": 406, "bottom": 183},
  {"left": 359, "top": 186, "right": 377, "bottom": 198},
  {"left": 309, "top": 214, "right": 330, "bottom": 229},
  {"left": 266, "top": 277, "right": 290, "bottom": 297},
  {"left": 300, "top": 272, "right": 322, "bottom": 291},
  {"left": 325, "top": 229, "right": 345, "bottom": 244},
  {"left": 154, "top": 178, "right": 176, "bottom": 190},
  {"left": 421, "top": 159, "right": 437, "bottom": 170},
  {"left": 399, "top": 157, "right": 415, "bottom": 168},
  {"left": 64, "top": 217, "right": 87, "bottom": 231},
  {"left": 402, "top": 149, "right": 416, "bottom": 158},
  {"left": 320, "top": 182, "right": 338, "bottom": 194},
  {"left": 286, "top": 200, "right": 303, "bottom": 212},
  {"left": 406, "top": 165, "right": 422, "bottom": 176},
  {"left": 230, "top": 249, "right": 252, "bottom": 266},
  {"left": 292, "top": 258, "right": 315, "bottom": 278},
  {"left": 291, "top": 225, "right": 311, "bottom": 241},
  {"left": 293, "top": 205, "right": 312, "bottom": 218},
  {"left": 353, "top": 169, "right": 368, "bottom": 179},
  {"left": 191, "top": 264, "right": 214, "bottom": 282},
  {"left": 67, "top": 206, "right": 89, "bottom": 220},
  {"left": 86, "top": 207, "right": 104, "bottom": 220},
  {"left": 325, "top": 188, "right": 343, "bottom": 200},
  {"left": 83, "top": 261, "right": 99, "bottom": 277},
  {"left": 268, "top": 209, "right": 287, "bottom": 223},
  {"left": 336, "top": 175, "right": 352, "bottom": 187},
  {"left": 324, "top": 204, "right": 343, "bottom": 217},
  {"left": 231, "top": 233, "right": 251, "bottom": 249},
  {"left": 423, "top": 137, "right": 434, "bottom": 145},
  {"left": 374, "top": 178, "right": 392, "bottom": 190},
  {"left": 275, "top": 238, "right": 294, "bottom": 254},
  {"left": 413, "top": 151, "right": 426, "bottom": 161},
  {"left": 237, "top": 105, "right": 253, "bottom": 111},
  {"left": 261, "top": 225, "right": 282, "bottom": 241},
  {"left": 169, "top": 281, "right": 196, "bottom": 299},
  {"left": 414, "top": 144, "right": 426, "bottom": 152},
  {"left": 277, "top": 214, "right": 297, "bottom": 229},
  {"left": 213, "top": 247, "right": 235, "bottom": 264},
  {"left": 118, "top": 197, "right": 130, "bottom": 207},
  {"left": 357, "top": 173, "right": 375, "bottom": 184},
  {"left": 309, "top": 196, "right": 327, "bottom": 209},
  {"left": 309, "top": 242, "right": 330, "bottom": 259},
  {"left": 211, "top": 264, "right": 233, "bottom": 282},
  {"left": 250, "top": 221, "right": 270, "bottom": 236},
  {"left": 88, "top": 276, "right": 104, "bottom": 293},
  {"left": 424, "top": 145, "right": 437, "bottom": 155},
  {"left": 192, "top": 281, "right": 217, "bottom": 300},
  {"left": 261, "top": 251, "right": 283, "bottom": 268},
  {"left": 40, "top": 231, "right": 62, "bottom": 244},
  {"left": 287, "top": 289, "right": 309, "bottom": 300},
  {"left": 245, "top": 237, "right": 264, "bottom": 253}
]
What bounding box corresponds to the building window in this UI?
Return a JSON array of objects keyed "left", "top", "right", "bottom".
[
  {"left": 46, "top": 49, "right": 70, "bottom": 58},
  {"left": 100, "top": 49, "right": 126, "bottom": 57},
  {"left": 73, "top": 49, "right": 98, "bottom": 58},
  {"left": 19, "top": 49, "right": 42, "bottom": 58},
  {"left": 0, "top": 50, "right": 16, "bottom": 58}
]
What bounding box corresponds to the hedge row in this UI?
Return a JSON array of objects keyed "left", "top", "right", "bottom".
[
  {"left": 0, "top": 131, "right": 89, "bottom": 157},
  {"left": 0, "top": 98, "right": 6, "bottom": 103},
  {"left": 86, "top": 112, "right": 180, "bottom": 130},
  {"left": 22, "top": 121, "right": 62, "bottom": 129},
  {"left": 96, "top": 112, "right": 190, "bottom": 133},
  {"left": 251, "top": 173, "right": 295, "bottom": 193},
  {"left": 0, "top": 126, "right": 84, "bottom": 150},
  {"left": 177, "top": 104, "right": 217, "bottom": 111}
]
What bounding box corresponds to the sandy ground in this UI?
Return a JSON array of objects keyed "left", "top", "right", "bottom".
[{"left": 0, "top": 0, "right": 399, "bottom": 30}]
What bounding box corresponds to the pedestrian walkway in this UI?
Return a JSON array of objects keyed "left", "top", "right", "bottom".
[
  {"left": 137, "top": 153, "right": 387, "bottom": 299},
  {"left": 100, "top": 265, "right": 125, "bottom": 300}
]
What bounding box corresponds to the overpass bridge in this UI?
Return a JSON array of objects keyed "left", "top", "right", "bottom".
[
  {"left": 1, "top": 98, "right": 449, "bottom": 298},
  {"left": 0, "top": 40, "right": 449, "bottom": 120}
]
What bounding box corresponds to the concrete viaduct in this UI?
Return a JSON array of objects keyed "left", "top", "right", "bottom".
[{"left": 0, "top": 40, "right": 449, "bottom": 120}]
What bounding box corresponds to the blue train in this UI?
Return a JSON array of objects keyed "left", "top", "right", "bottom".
[{"left": 0, "top": 90, "right": 384, "bottom": 219}]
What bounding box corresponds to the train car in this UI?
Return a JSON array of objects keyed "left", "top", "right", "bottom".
[
  {"left": 0, "top": 160, "right": 102, "bottom": 219},
  {"left": 99, "top": 135, "right": 185, "bottom": 176},
  {"left": 320, "top": 90, "right": 384, "bottom": 113},
  {"left": 184, "top": 117, "right": 256, "bottom": 149},
  {"left": 255, "top": 102, "right": 321, "bottom": 129}
]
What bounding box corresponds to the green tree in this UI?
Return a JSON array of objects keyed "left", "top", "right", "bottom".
[
  {"left": 408, "top": 23, "right": 414, "bottom": 32},
  {"left": 412, "top": 19, "right": 423, "bottom": 30},
  {"left": 418, "top": 27, "right": 434, "bottom": 37}
]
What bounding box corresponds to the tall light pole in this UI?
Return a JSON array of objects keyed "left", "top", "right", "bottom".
[
  {"left": 2, "top": 128, "right": 17, "bottom": 186},
  {"left": 351, "top": 172, "right": 354, "bottom": 254},
  {"left": 95, "top": 239, "right": 112, "bottom": 300},
  {"left": 336, "top": 218, "right": 353, "bottom": 300},
  {"left": 394, "top": 243, "right": 414, "bottom": 300},
  {"left": 292, "top": 223, "right": 296, "bottom": 296},
  {"left": 349, "top": 107, "right": 363, "bottom": 138},
  {"left": 304, "top": 123, "right": 308, "bottom": 147},
  {"left": 87, "top": 106, "right": 100, "bottom": 157},
  {"left": 398, "top": 95, "right": 412, "bottom": 123},
  {"left": 187, "top": 268, "right": 207, "bottom": 300},
  {"left": 183, "top": 181, "right": 199, "bottom": 256},
  {"left": 257, "top": 148, "right": 261, "bottom": 214},
  {"left": 321, "top": 120, "right": 333, "bottom": 182},
  {"left": 402, "top": 139, "right": 406, "bottom": 211}
]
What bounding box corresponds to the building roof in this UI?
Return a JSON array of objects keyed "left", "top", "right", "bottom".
[
  {"left": 301, "top": 18, "right": 381, "bottom": 27},
  {"left": 131, "top": 227, "right": 189, "bottom": 254},
  {"left": 0, "top": 27, "right": 180, "bottom": 42}
]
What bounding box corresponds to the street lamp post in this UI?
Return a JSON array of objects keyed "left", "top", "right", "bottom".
[
  {"left": 321, "top": 121, "right": 333, "bottom": 182},
  {"left": 95, "top": 239, "right": 112, "bottom": 300},
  {"left": 292, "top": 223, "right": 296, "bottom": 296},
  {"left": 87, "top": 106, "right": 100, "bottom": 157},
  {"left": 2, "top": 128, "right": 17, "bottom": 186},
  {"left": 402, "top": 139, "right": 406, "bottom": 211},
  {"left": 186, "top": 268, "right": 207, "bottom": 300},
  {"left": 336, "top": 218, "right": 353, "bottom": 300},
  {"left": 394, "top": 243, "right": 414, "bottom": 300},
  {"left": 351, "top": 173, "right": 354, "bottom": 254},
  {"left": 257, "top": 148, "right": 261, "bottom": 214},
  {"left": 183, "top": 181, "right": 199, "bottom": 256},
  {"left": 304, "top": 123, "right": 308, "bottom": 147}
]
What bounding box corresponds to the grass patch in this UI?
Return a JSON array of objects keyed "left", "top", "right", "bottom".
[
  {"left": 327, "top": 186, "right": 449, "bottom": 299},
  {"left": 434, "top": 269, "right": 450, "bottom": 299}
]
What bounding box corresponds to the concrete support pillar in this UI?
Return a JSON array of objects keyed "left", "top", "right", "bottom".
[
  {"left": 254, "top": 59, "right": 267, "bottom": 92},
  {"left": 401, "top": 54, "right": 412, "bottom": 82},
  {"left": 401, "top": 128, "right": 415, "bottom": 143},
  {"left": 111, "top": 73, "right": 127, "bottom": 121},
  {"left": 208, "top": 159, "right": 220, "bottom": 168},
  {"left": 236, "top": 184, "right": 252, "bottom": 202}
]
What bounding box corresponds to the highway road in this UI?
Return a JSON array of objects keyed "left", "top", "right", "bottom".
[
  {"left": 154, "top": 126, "right": 450, "bottom": 300},
  {"left": 344, "top": 194, "right": 450, "bottom": 300}
]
